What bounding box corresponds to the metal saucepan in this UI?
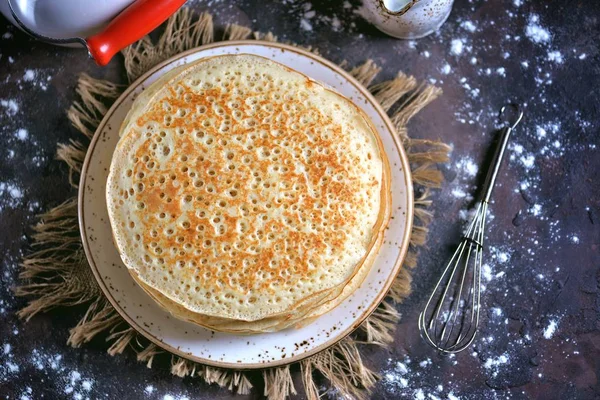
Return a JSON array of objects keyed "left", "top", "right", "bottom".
[{"left": 1, "top": 0, "right": 186, "bottom": 66}]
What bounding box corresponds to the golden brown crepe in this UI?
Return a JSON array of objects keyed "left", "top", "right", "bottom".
[{"left": 106, "top": 54, "right": 390, "bottom": 331}]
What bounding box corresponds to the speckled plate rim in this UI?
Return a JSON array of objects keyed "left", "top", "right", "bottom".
[{"left": 78, "top": 40, "right": 414, "bottom": 370}]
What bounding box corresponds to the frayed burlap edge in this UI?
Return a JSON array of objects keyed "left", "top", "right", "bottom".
[{"left": 15, "top": 9, "right": 450, "bottom": 400}]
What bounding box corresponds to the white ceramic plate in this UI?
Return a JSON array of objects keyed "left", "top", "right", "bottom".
[{"left": 79, "top": 41, "right": 413, "bottom": 369}]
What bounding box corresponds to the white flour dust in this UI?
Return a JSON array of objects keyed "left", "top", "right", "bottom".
[
  {"left": 287, "top": 1, "right": 359, "bottom": 35},
  {"left": 547, "top": 50, "right": 564, "bottom": 64},
  {"left": 23, "top": 70, "right": 36, "bottom": 82},
  {"left": 446, "top": 154, "right": 480, "bottom": 218},
  {"left": 0, "top": 182, "right": 25, "bottom": 212},
  {"left": 460, "top": 20, "right": 477, "bottom": 33},
  {"left": 1, "top": 344, "right": 95, "bottom": 400},
  {"left": 483, "top": 353, "right": 510, "bottom": 377},
  {"left": 455, "top": 156, "right": 478, "bottom": 177},
  {"left": 525, "top": 15, "right": 551, "bottom": 44},
  {"left": 1, "top": 334, "right": 196, "bottom": 399},
  {"left": 1, "top": 125, "right": 48, "bottom": 169},
  {"left": 1, "top": 99, "right": 19, "bottom": 116},
  {"left": 381, "top": 356, "right": 467, "bottom": 399},
  {"left": 450, "top": 38, "right": 465, "bottom": 55},
  {"left": 163, "top": 395, "right": 191, "bottom": 400},
  {"left": 570, "top": 235, "right": 580, "bottom": 244},
  {"left": 543, "top": 318, "right": 560, "bottom": 339},
  {"left": 15, "top": 128, "right": 28, "bottom": 141},
  {"left": 16, "top": 68, "right": 52, "bottom": 91},
  {"left": 300, "top": 18, "right": 313, "bottom": 31}
]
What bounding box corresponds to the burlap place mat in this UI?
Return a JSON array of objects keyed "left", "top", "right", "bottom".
[{"left": 15, "top": 9, "right": 450, "bottom": 400}]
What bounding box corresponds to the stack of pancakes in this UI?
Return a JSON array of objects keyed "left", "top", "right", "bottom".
[{"left": 106, "top": 55, "right": 391, "bottom": 333}]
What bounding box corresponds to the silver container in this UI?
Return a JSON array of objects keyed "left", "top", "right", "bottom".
[
  {"left": 0, "top": 0, "right": 134, "bottom": 44},
  {"left": 361, "top": 0, "right": 454, "bottom": 39}
]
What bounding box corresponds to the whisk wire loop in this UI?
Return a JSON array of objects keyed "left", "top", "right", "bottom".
[{"left": 419, "top": 201, "right": 487, "bottom": 354}]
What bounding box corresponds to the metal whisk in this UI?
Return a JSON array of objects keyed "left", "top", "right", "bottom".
[{"left": 418, "top": 103, "right": 524, "bottom": 354}]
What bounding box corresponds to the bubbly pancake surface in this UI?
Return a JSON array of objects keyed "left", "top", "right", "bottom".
[{"left": 107, "top": 55, "right": 384, "bottom": 321}]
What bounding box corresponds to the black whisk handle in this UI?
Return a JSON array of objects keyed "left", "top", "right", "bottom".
[{"left": 481, "top": 104, "right": 524, "bottom": 204}]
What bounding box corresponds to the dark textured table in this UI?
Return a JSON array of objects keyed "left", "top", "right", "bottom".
[{"left": 1, "top": 1, "right": 599, "bottom": 399}]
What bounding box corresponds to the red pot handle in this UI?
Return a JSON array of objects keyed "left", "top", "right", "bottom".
[{"left": 86, "top": 0, "right": 187, "bottom": 66}]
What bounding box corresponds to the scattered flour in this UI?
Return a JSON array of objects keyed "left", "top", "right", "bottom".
[
  {"left": 1, "top": 344, "right": 94, "bottom": 400},
  {"left": 482, "top": 264, "right": 494, "bottom": 282},
  {"left": 489, "top": 246, "right": 511, "bottom": 264},
  {"left": 304, "top": 10, "right": 316, "bottom": 19},
  {"left": 525, "top": 15, "right": 551, "bottom": 44},
  {"left": 19, "top": 386, "right": 33, "bottom": 400},
  {"left": 30, "top": 349, "right": 63, "bottom": 371},
  {"left": 418, "top": 359, "right": 432, "bottom": 368},
  {"left": 330, "top": 16, "right": 341, "bottom": 31},
  {"left": 440, "top": 63, "right": 452, "bottom": 75},
  {"left": 570, "top": 235, "right": 580, "bottom": 244},
  {"left": 536, "top": 126, "right": 547, "bottom": 138},
  {"left": 381, "top": 357, "right": 466, "bottom": 399},
  {"left": 286, "top": 0, "right": 359, "bottom": 34},
  {"left": 299, "top": 19, "right": 313, "bottom": 31},
  {"left": 491, "top": 307, "right": 503, "bottom": 317},
  {"left": 520, "top": 154, "right": 535, "bottom": 169},
  {"left": 23, "top": 70, "right": 36, "bottom": 82},
  {"left": 450, "top": 39, "right": 464, "bottom": 56},
  {"left": 13, "top": 68, "right": 52, "bottom": 90},
  {"left": 0, "top": 182, "right": 25, "bottom": 211},
  {"left": 1, "top": 340, "right": 192, "bottom": 399},
  {"left": 16, "top": 129, "right": 28, "bottom": 141},
  {"left": 1, "top": 99, "right": 19, "bottom": 116},
  {"left": 449, "top": 154, "right": 480, "bottom": 204},
  {"left": 543, "top": 319, "right": 559, "bottom": 339},
  {"left": 451, "top": 188, "right": 467, "bottom": 198},
  {"left": 460, "top": 20, "right": 477, "bottom": 32},
  {"left": 547, "top": 50, "right": 564, "bottom": 64},
  {"left": 455, "top": 157, "right": 478, "bottom": 177},
  {"left": 163, "top": 395, "right": 190, "bottom": 400},
  {"left": 483, "top": 353, "right": 510, "bottom": 377}
]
